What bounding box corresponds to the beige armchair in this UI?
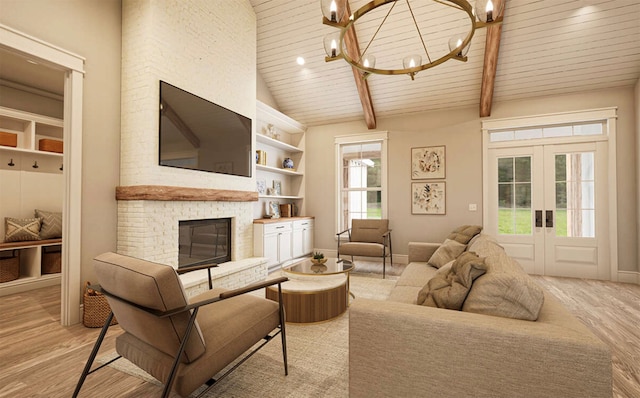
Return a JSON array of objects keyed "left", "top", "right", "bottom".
[
  {"left": 336, "top": 219, "right": 393, "bottom": 278},
  {"left": 73, "top": 252, "right": 288, "bottom": 398}
]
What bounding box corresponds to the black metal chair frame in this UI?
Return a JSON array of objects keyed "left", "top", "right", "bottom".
[
  {"left": 336, "top": 227, "right": 393, "bottom": 278},
  {"left": 73, "top": 276, "right": 289, "bottom": 398}
]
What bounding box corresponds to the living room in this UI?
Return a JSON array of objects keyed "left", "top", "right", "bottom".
[{"left": 0, "top": 0, "right": 639, "bottom": 397}]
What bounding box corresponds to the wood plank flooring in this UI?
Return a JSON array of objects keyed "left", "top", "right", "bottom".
[{"left": 0, "top": 277, "right": 638, "bottom": 397}]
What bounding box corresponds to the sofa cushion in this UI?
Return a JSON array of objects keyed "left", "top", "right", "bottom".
[
  {"left": 417, "top": 252, "right": 487, "bottom": 309},
  {"left": 395, "top": 262, "right": 440, "bottom": 288},
  {"left": 447, "top": 225, "right": 482, "bottom": 244},
  {"left": 462, "top": 238, "right": 545, "bottom": 321},
  {"left": 427, "top": 238, "right": 466, "bottom": 268}
]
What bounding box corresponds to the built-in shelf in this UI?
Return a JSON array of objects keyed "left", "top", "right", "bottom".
[
  {"left": 259, "top": 195, "right": 303, "bottom": 200},
  {"left": 256, "top": 164, "right": 303, "bottom": 176},
  {"left": 256, "top": 134, "right": 303, "bottom": 153}
]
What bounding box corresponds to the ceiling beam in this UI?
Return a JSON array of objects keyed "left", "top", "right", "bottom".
[
  {"left": 343, "top": 2, "right": 376, "bottom": 129},
  {"left": 479, "top": 0, "right": 506, "bottom": 118}
]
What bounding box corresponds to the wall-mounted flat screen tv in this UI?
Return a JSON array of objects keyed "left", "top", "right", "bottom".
[{"left": 159, "top": 80, "right": 252, "bottom": 177}]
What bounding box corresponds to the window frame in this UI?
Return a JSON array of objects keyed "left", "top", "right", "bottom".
[{"left": 334, "top": 132, "right": 388, "bottom": 236}]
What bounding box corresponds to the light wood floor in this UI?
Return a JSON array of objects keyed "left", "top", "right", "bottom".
[{"left": 0, "top": 277, "right": 638, "bottom": 398}]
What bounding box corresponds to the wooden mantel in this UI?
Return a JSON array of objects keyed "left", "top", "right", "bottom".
[{"left": 116, "top": 185, "right": 258, "bottom": 202}]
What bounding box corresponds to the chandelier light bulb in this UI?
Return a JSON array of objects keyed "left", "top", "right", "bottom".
[
  {"left": 403, "top": 55, "right": 421, "bottom": 69},
  {"left": 486, "top": 0, "right": 494, "bottom": 22},
  {"left": 362, "top": 55, "right": 376, "bottom": 69},
  {"left": 331, "top": 39, "right": 337, "bottom": 57},
  {"left": 330, "top": 0, "right": 337, "bottom": 22}
]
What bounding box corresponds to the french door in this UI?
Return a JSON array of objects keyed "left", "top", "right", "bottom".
[{"left": 487, "top": 141, "right": 610, "bottom": 280}]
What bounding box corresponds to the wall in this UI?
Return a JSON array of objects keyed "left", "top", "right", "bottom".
[
  {"left": 0, "top": 0, "right": 123, "bottom": 287},
  {"left": 306, "top": 86, "right": 638, "bottom": 275},
  {"left": 118, "top": 0, "right": 257, "bottom": 265}
]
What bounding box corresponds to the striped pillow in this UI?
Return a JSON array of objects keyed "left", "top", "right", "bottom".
[{"left": 35, "top": 209, "right": 62, "bottom": 239}]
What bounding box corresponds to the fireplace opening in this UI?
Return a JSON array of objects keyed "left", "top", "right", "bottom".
[{"left": 178, "top": 218, "right": 231, "bottom": 269}]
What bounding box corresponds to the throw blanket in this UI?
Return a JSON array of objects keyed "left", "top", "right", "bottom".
[{"left": 417, "top": 251, "right": 487, "bottom": 310}]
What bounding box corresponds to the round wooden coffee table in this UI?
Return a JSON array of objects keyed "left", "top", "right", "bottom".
[{"left": 265, "top": 257, "right": 354, "bottom": 323}]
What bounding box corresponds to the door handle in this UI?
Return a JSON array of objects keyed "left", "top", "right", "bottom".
[
  {"left": 535, "top": 211, "right": 543, "bottom": 228},
  {"left": 545, "top": 210, "right": 554, "bottom": 228}
]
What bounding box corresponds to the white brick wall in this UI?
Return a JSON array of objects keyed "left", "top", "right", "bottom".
[
  {"left": 117, "top": 200, "right": 254, "bottom": 266},
  {"left": 118, "top": 1, "right": 258, "bottom": 269}
]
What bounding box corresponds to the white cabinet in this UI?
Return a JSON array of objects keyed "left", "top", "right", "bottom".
[
  {"left": 255, "top": 101, "right": 307, "bottom": 219},
  {"left": 254, "top": 217, "right": 314, "bottom": 270},
  {"left": 292, "top": 219, "right": 314, "bottom": 258},
  {"left": 254, "top": 221, "right": 293, "bottom": 268}
]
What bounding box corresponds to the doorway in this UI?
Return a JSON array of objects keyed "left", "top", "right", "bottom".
[
  {"left": 0, "top": 24, "right": 84, "bottom": 325},
  {"left": 482, "top": 109, "right": 618, "bottom": 281}
]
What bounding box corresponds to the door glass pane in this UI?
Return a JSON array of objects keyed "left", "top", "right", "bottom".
[
  {"left": 544, "top": 126, "right": 572, "bottom": 138},
  {"left": 574, "top": 123, "right": 603, "bottom": 136},
  {"left": 515, "top": 157, "right": 531, "bottom": 182},
  {"left": 497, "top": 156, "right": 531, "bottom": 235},
  {"left": 498, "top": 158, "right": 513, "bottom": 182},
  {"left": 554, "top": 152, "right": 595, "bottom": 238}
]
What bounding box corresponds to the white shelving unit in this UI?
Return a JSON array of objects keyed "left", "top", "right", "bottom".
[
  {"left": 0, "top": 106, "right": 64, "bottom": 174},
  {"left": 0, "top": 106, "right": 64, "bottom": 296},
  {"left": 255, "top": 100, "right": 307, "bottom": 218}
]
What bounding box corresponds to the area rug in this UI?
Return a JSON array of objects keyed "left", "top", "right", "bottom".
[
  {"left": 350, "top": 259, "right": 406, "bottom": 278},
  {"left": 97, "top": 275, "right": 397, "bottom": 397}
]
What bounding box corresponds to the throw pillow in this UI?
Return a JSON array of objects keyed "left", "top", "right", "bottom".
[
  {"left": 35, "top": 209, "right": 62, "bottom": 239},
  {"left": 447, "top": 225, "right": 482, "bottom": 245},
  {"left": 5, "top": 217, "right": 42, "bottom": 242},
  {"left": 462, "top": 249, "right": 545, "bottom": 321},
  {"left": 427, "top": 239, "right": 466, "bottom": 268},
  {"left": 417, "top": 252, "right": 487, "bottom": 309}
]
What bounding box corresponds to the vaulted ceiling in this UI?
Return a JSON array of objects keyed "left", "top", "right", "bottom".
[{"left": 251, "top": 0, "right": 640, "bottom": 127}]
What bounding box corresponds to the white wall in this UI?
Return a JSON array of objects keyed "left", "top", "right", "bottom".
[{"left": 307, "top": 86, "right": 638, "bottom": 274}]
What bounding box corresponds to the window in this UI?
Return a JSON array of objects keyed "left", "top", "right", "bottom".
[
  {"left": 335, "top": 133, "right": 388, "bottom": 233},
  {"left": 489, "top": 122, "right": 604, "bottom": 143}
]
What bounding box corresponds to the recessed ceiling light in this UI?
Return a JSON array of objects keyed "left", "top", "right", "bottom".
[{"left": 296, "top": 57, "right": 305, "bottom": 66}]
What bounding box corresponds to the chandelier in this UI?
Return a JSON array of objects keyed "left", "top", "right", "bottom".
[{"left": 321, "top": 0, "right": 504, "bottom": 80}]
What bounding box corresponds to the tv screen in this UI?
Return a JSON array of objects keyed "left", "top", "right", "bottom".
[{"left": 159, "top": 80, "right": 252, "bottom": 177}]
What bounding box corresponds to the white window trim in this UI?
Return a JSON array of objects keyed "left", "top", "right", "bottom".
[
  {"left": 481, "top": 107, "right": 618, "bottom": 281},
  {"left": 334, "top": 131, "right": 389, "bottom": 235}
]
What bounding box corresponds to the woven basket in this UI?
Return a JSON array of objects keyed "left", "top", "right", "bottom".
[
  {"left": 0, "top": 250, "right": 20, "bottom": 283},
  {"left": 83, "top": 281, "right": 118, "bottom": 328},
  {"left": 41, "top": 246, "right": 62, "bottom": 274}
]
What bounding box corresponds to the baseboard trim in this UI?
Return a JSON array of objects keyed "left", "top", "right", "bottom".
[
  {"left": 617, "top": 271, "right": 640, "bottom": 285},
  {"left": 315, "top": 248, "right": 408, "bottom": 265}
]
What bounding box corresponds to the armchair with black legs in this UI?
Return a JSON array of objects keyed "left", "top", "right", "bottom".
[
  {"left": 73, "top": 252, "right": 288, "bottom": 398},
  {"left": 336, "top": 219, "right": 393, "bottom": 278}
]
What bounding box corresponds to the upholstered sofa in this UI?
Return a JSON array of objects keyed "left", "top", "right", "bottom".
[{"left": 349, "top": 231, "right": 612, "bottom": 398}]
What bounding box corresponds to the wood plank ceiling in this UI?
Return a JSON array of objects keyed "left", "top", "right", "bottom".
[{"left": 251, "top": 0, "right": 640, "bottom": 127}]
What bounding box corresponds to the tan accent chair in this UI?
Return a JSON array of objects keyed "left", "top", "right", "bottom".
[
  {"left": 337, "top": 219, "right": 392, "bottom": 278},
  {"left": 73, "top": 252, "right": 288, "bottom": 398}
]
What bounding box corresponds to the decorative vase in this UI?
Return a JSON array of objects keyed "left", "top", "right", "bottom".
[
  {"left": 283, "top": 158, "right": 294, "bottom": 169},
  {"left": 311, "top": 258, "right": 327, "bottom": 265}
]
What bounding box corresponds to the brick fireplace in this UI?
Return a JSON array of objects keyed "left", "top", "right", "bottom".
[
  {"left": 117, "top": 1, "right": 260, "bottom": 296},
  {"left": 116, "top": 186, "right": 266, "bottom": 296}
]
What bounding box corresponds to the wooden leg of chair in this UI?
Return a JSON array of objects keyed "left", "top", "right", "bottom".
[{"left": 72, "top": 311, "right": 115, "bottom": 398}]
